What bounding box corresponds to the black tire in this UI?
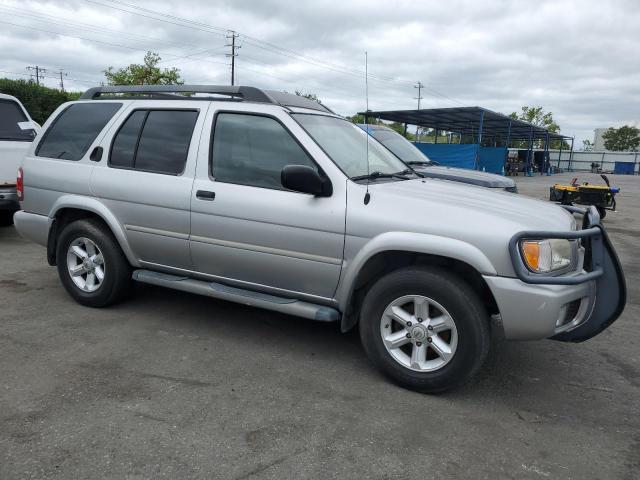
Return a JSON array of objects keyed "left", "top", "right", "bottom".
[
  {"left": 56, "top": 218, "right": 132, "bottom": 307},
  {"left": 359, "top": 267, "right": 490, "bottom": 393},
  {"left": 596, "top": 206, "right": 607, "bottom": 219}
]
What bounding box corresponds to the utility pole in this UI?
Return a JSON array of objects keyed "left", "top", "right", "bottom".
[
  {"left": 26, "top": 65, "right": 48, "bottom": 86},
  {"left": 225, "top": 30, "right": 240, "bottom": 86},
  {"left": 414, "top": 81, "right": 424, "bottom": 140},
  {"left": 58, "top": 69, "right": 67, "bottom": 92}
]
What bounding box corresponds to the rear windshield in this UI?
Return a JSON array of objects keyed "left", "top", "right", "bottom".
[
  {"left": 36, "top": 103, "right": 121, "bottom": 160},
  {"left": 0, "top": 99, "right": 33, "bottom": 141}
]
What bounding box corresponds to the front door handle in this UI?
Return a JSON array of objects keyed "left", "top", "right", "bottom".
[{"left": 196, "top": 190, "right": 216, "bottom": 201}]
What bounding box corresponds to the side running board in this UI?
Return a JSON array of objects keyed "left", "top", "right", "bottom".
[{"left": 132, "top": 269, "right": 340, "bottom": 322}]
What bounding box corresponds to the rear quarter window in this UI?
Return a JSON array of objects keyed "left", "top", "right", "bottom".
[
  {"left": 108, "top": 109, "right": 198, "bottom": 175},
  {"left": 36, "top": 103, "right": 121, "bottom": 160}
]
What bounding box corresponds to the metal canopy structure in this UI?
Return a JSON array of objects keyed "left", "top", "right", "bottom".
[
  {"left": 361, "top": 106, "right": 572, "bottom": 143},
  {"left": 360, "top": 106, "right": 574, "bottom": 173}
]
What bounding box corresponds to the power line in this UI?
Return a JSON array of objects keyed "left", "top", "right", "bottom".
[
  {"left": 0, "top": 68, "right": 101, "bottom": 86},
  {"left": 83, "top": 0, "right": 447, "bottom": 93},
  {"left": 84, "top": 0, "right": 227, "bottom": 36},
  {"left": 0, "top": 19, "right": 232, "bottom": 67},
  {"left": 0, "top": 5, "right": 203, "bottom": 52}
]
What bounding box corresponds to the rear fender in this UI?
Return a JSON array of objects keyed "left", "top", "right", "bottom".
[{"left": 48, "top": 195, "right": 139, "bottom": 267}]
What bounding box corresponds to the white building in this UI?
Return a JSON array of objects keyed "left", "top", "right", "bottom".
[{"left": 593, "top": 128, "right": 609, "bottom": 151}]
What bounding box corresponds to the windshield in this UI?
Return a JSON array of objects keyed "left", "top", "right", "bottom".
[
  {"left": 368, "top": 127, "right": 432, "bottom": 165},
  {"left": 293, "top": 114, "right": 408, "bottom": 178}
]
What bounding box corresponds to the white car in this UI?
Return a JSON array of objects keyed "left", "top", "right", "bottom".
[{"left": 0, "top": 93, "right": 40, "bottom": 224}]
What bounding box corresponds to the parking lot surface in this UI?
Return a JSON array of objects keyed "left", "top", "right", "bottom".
[{"left": 1, "top": 172, "right": 638, "bottom": 479}]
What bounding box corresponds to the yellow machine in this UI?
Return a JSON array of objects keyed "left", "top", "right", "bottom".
[{"left": 549, "top": 175, "right": 619, "bottom": 219}]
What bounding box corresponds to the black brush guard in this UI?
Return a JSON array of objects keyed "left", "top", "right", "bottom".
[{"left": 508, "top": 205, "right": 626, "bottom": 342}]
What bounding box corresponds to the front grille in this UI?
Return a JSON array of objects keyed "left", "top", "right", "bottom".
[{"left": 504, "top": 185, "right": 518, "bottom": 193}]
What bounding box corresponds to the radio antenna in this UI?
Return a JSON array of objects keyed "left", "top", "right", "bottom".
[{"left": 364, "top": 51, "right": 371, "bottom": 205}]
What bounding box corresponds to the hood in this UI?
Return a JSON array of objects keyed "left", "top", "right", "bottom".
[
  {"left": 347, "top": 178, "right": 575, "bottom": 275},
  {"left": 413, "top": 164, "right": 515, "bottom": 189}
]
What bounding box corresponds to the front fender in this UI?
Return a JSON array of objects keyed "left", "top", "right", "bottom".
[
  {"left": 336, "top": 231, "right": 498, "bottom": 313},
  {"left": 49, "top": 195, "right": 140, "bottom": 267}
]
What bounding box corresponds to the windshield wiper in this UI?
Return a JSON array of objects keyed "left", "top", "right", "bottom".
[
  {"left": 396, "top": 168, "right": 424, "bottom": 178},
  {"left": 405, "top": 160, "right": 432, "bottom": 167},
  {"left": 350, "top": 170, "right": 411, "bottom": 182}
]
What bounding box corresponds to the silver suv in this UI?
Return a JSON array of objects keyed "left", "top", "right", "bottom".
[{"left": 14, "top": 85, "right": 626, "bottom": 392}]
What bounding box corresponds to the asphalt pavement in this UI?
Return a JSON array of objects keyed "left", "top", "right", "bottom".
[{"left": 1, "top": 172, "right": 638, "bottom": 479}]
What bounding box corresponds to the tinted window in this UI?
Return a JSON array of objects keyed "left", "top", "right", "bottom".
[
  {"left": 36, "top": 103, "right": 121, "bottom": 160},
  {"left": 212, "top": 113, "right": 316, "bottom": 190},
  {"left": 136, "top": 110, "right": 198, "bottom": 174},
  {"left": 0, "top": 100, "right": 32, "bottom": 141},
  {"left": 109, "top": 110, "right": 146, "bottom": 168},
  {"left": 109, "top": 109, "right": 197, "bottom": 175}
]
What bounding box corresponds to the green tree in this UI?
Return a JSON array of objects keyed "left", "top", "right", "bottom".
[
  {"left": 509, "top": 106, "right": 565, "bottom": 149},
  {"left": 104, "top": 51, "right": 182, "bottom": 85},
  {"left": 602, "top": 125, "right": 640, "bottom": 151},
  {"left": 509, "top": 106, "right": 560, "bottom": 133},
  {"left": 294, "top": 90, "right": 321, "bottom": 103},
  {"left": 0, "top": 78, "right": 80, "bottom": 124},
  {"left": 582, "top": 139, "right": 594, "bottom": 151}
]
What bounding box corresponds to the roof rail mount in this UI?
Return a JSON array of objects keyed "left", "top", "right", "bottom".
[
  {"left": 80, "top": 85, "right": 272, "bottom": 102},
  {"left": 79, "top": 85, "right": 334, "bottom": 114}
]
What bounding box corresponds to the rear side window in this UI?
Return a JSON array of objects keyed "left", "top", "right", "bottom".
[
  {"left": 211, "top": 113, "right": 316, "bottom": 190},
  {"left": 36, "top": 103, "right": 121, "bottom": 160},
  {"left": 109, "top": 109, "right": 198, "bottom": 175},
  {"left": 0, "top": 100, "right": 32, "bottom": 141}
]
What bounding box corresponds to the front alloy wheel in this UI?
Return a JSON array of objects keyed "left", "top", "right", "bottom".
[
  {"left": 381, "top": 295, "right": 458, "bottom": 372},
  {"left": 359, "top": 267, "right": 490, "bottom": 393}
]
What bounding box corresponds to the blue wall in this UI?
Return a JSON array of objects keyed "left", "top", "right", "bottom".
[
  {"left": 478, "top": 147, "right": 507, "bottom": 174},
  {"left": 412, "top": 143, "right": 478, "bottom": 169},
  {"left": 412, "top": 143, "right": 507, "bottom": 173}
]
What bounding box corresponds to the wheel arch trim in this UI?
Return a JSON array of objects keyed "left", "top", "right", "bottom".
[
  {"left": 48, "top": 195, "right": 139, "bottom": 267},
  {"left": 336, "top": 232, "right": 498, "bottom": 329}
]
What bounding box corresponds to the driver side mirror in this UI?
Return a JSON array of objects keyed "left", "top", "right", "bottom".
[{"left": 281, "top": 165, "right": 332, "bottom": 197}]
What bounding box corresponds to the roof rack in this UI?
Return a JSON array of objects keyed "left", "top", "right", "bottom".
[{"left": 79, "top": 85, "right": 334, "bottom": 113}]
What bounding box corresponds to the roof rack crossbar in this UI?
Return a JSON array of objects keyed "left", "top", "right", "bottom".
[{"left": 80, "top": 85, "right": 273, "bottom": 103}]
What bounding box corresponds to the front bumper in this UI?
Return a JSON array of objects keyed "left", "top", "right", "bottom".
[
  {"left": 484, "top": 275, "right": 596, "bottom": 340},
  {"left": 488, "top": 205, "right": 626, "bottom": 341}
]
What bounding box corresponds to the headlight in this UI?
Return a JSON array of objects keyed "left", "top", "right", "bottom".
[{"left": 521, "top": 239, "right": 576, "bottom": 273}]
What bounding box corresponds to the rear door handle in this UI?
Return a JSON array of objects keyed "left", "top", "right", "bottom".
[{"left": 196, "top": 190, "right": 216, "bottom": 201}]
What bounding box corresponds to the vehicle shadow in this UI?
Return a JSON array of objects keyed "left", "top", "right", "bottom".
[{"left": 123, "top": 282, "right": 634, "bottom": 415}]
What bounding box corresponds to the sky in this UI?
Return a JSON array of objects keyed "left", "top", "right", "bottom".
[{"left": 0, "top": 0, "right": 638, "bottom": 146}]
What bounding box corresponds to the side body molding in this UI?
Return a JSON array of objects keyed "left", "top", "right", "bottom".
[
  {"left": 49, "top": 195, "right": 140, "bottom": 267},
  {"left": 335, "top": 231, "right": 498, "bottom": 320}
]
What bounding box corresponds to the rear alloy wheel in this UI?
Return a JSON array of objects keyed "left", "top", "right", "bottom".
[
  {"left": 56, "top": 218, "right": 132, "bottom": 307},
  {"left": 359, "top": 267, "right": 490, "bottom": 393},
  {"left": 66, "top": 237, "right": 105, "bottom": 293}
]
